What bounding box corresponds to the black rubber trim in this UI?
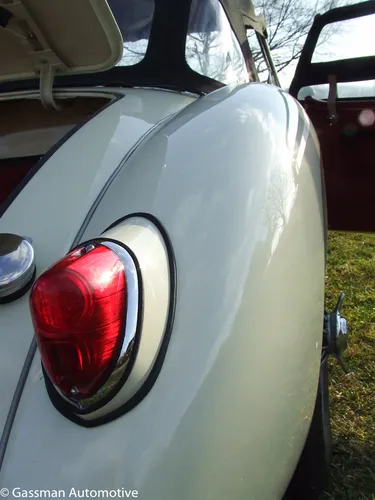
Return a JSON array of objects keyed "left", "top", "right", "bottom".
[
  {"left": 44, "top": 213, "right": 177, "bottom": 427},
  {"left": 0, "top": 339, "right": 37, "bottom": 469},
  {"left": 44, "top": 240, "right": 144, "bottom": 415},
  {"left": 0, "top": 267, "right": 36, "bottom": 305},
  {"left": 65, "top": 118, "right": 167, "bottom": 247},
  {"left": 0, "top": 93, "right": 123, "bottom": 218}
]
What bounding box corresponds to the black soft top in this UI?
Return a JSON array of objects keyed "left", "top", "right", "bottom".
[{"left": 0, "top": 0, "right": 266, "bottom": 95}]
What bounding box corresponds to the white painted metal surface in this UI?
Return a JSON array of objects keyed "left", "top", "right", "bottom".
[
  {"left": 80, "top": 217, "right": 171, "bottom": 421},
  {"left": 0, "top": 84, "right": 325, "bottom": 499},
  {"left": 0, "top": 88, "right": 195, "bottom": 434}
]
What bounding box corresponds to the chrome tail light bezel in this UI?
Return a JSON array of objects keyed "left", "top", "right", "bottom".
[
  {"left": 40, "top": 214, "right": 175, "bottom": 427},
  {"left": 43, "top": 239, "right": 143, "bottom": 414}
]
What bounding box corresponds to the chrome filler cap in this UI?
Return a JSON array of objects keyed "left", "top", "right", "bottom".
[{"left": 0, "top": 234, "right": 35, "bottom": 303}]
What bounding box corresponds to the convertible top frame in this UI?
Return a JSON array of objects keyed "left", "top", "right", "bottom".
[
  {"left": 0, "top": 0, "right": 266, "bottom": 95},
  {"left": 290, "top": 0, "right": 375, "bottom": 97}
]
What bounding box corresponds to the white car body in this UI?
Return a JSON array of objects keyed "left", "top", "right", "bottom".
[
  {"left": 0, "top": 0, "right": 331, "bottom": 498},
  {"left": 0, "top": 83, "right": 325, "bottom": 499}
]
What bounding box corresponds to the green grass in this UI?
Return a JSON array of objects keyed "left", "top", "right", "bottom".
[{"left": 324, "top": 232, "right": 375, "bottom": 500}]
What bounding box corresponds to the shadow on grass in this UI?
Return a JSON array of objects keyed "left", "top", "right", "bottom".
[{"left": 324, "top": 438, "right": 375, "bottom": 499}]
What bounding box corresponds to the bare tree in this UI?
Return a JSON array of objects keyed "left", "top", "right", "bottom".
[
  {"left": 186, "top": 32, "right": 247, "bottom": 83},
  {"left": 117, "top": 41, "right": 148, "bottom": 66},
  {"left": 249, "top": 0, "right": 343, "bottom": 76}
]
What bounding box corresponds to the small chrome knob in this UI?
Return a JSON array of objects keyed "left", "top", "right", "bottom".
[
  {"left": 337, "top": 317, "right": 348, "bottom": 354},
  {"left": 324, "top": 293, "right": 349, "bottom": 373},
  {"left": 0, "top": 233, "right": 36, "bottom": 303}
]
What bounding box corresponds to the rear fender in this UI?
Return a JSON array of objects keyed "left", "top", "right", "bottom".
[{"left": 1, "top": 83, "right": 326, "bottom": 500}]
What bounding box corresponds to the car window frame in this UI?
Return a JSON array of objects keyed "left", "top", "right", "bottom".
[
  {"left": 290, "top": 1, "right": 375, "bottom": 98},
  {"left": 185, "top": 0, "right": 254, "bottom": 85},
  {"left": 246, "top": 28, "right": 280, "bottom": 86}
]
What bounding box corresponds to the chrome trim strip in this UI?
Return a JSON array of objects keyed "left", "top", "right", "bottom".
[
  {"left": 57, "top": 240, "right": 139, "bottom": 411},
  {"left": 102, "top": 241, "right": 139, "bottom": 370}
]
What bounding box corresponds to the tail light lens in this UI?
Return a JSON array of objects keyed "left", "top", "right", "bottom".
[
  {"left": 30, "top": 243, "right": 131, "bottom": 401},
  {"left": 29, "top": 216, "right": 173, "bottom": 426}
]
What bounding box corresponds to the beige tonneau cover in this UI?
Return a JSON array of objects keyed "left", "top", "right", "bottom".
[{"left": 0, "top": 0, "right": 123, "bottom": 104}]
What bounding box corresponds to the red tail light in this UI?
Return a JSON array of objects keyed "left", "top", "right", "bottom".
[
  {"left": 29, "top": 216, "right": 173, "bottom": 426},
  {"left": 30, "top": 243, "right": 127, "bottom": 400}
]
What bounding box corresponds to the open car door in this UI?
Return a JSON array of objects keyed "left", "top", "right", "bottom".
[{"left": 290, "top": 0, "right": 375, "bottom": 232}]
